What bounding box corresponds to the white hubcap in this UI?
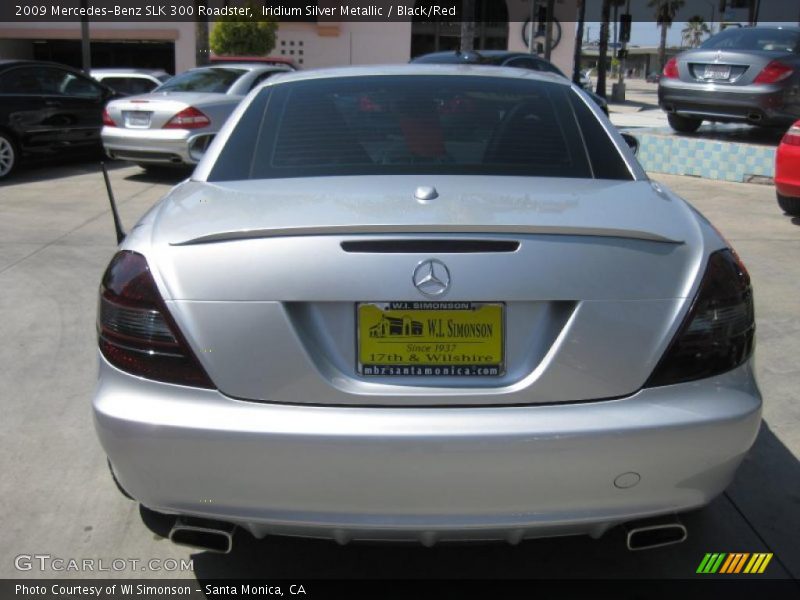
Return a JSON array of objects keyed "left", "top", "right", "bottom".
[{"left": 0, "top": 137, "right": 14, "bottom": 177}]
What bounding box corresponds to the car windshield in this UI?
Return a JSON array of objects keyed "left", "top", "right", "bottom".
[
  {"left": 700, "top": 28, "right": 800, "bottom": 52},
  {"left": 208, "top": 75, "right": 632, "bottom": 182},
  {"left": 155, "top": 68, "right": 245, "bottom": 93}
]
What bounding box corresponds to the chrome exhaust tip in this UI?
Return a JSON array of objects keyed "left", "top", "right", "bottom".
[
  {"left": 168, "top": 517, "right": 235, "bottom": 554},
  {"left": 625, "top": 516, "right": 687, "bottom": 551}
]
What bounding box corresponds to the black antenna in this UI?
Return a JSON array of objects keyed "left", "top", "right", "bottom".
[{"left": 101, "top": 162, "right": 125, "bottom": 244}]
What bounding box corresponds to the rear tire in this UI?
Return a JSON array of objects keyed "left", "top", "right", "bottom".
[
  {"left": 667, "top": 114, "right": 702, "bottom": 133},
  {"left": 777, "top": 193, "right": 800, "bottom": 216},
  {"left": 0, "top": 131, "right": 17, "bottom": 179}
]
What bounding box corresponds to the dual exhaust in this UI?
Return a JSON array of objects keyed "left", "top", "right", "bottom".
[
  {"left": 168, "top": 517, "right": 235, "bottom": 554},
  {"left": 625, "top": 515, "right": 687, "bottom": 551}
]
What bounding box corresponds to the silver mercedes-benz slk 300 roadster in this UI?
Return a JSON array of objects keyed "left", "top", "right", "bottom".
[{"left": 93, "top": 65, "right": 760, "bottom": 553}]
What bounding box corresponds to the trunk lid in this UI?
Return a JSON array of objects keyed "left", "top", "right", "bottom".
[
  {"left": 106, "top": 92, "right": 237, "bottom": 129},
  {"left": 143, "top": 176, "right": 705, "bottom": 406},
  {"left": 677, "top": 48, "right": 793, "bottom": 85}
]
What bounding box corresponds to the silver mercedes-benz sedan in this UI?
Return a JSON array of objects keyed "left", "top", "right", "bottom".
[
  {"left": 659, "top": 26, "right": 800, "bottom": 133},
  {"left": 93, "top": 65, "right": 761, "bottom": 553},
  {"left": 101, "top": 64, "right": 289, "bottom": 170}
]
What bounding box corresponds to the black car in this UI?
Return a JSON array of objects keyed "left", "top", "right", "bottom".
[
  {"left": 0, "top": 60, "right": 116, "bottom": 179},
  {"left": 411, "top": 50, "right": 610, "bottom": 115}
]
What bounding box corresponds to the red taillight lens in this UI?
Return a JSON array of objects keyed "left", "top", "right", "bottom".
[
  {"left": 163, "top": 106, "right": 211, "bottom": 129},
  {"left": 102, "top": 108, "right": 117, "bottom": 127},
  {"left": 781, "top": 121, "right": 800, "bottom": 146},
  {"left": 662, "top": 57, "right": 679, "bottom": 79},
  {"left": 645, "top": 249, "right": 754, "bottom": 388},
  {"left": 97, "top": 251, "right": 214, "bottom": 388},
  {"left": 753, "top": 60, "right": 794, "bottom": 84}
]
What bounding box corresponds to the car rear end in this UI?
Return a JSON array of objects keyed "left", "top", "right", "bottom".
[
  {"left": 659, "top": 27, "right": 800, "bottom": 129},
  {"left": 101, "top": 67, "right": 248, "bottom": 166},
  {"left": 93, "top": 67, "right": 761, "bottom": 547},
  {"left": 102, "top": 94, "right": 227, "bottom": 165}
]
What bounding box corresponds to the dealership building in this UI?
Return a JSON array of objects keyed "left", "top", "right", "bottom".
[{"left": 0, "top": 1, "right": 579, "bottom": 77}]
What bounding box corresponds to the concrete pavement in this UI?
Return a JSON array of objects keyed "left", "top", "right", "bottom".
[{"left": 0, "top": 162, "right": 797, "bottom": 580}]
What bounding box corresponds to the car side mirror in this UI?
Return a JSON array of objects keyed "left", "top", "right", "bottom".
[{"left": 621, "top": 133, "right": 639, "bottom": 155}]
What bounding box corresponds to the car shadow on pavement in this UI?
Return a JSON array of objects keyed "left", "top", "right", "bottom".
[
  {"left": 143, "top": 421, "right": 798, "bottom": 580},
  {"left": 1, "top": 154, "right": 128, "bottom": 187},
  {"left": 124, "top": 166, "right": 194, "bottom": 185}
]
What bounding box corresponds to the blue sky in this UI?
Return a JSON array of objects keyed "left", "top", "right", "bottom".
[{"left": 582, "top": 0, "right": 799, "bottom": 47}]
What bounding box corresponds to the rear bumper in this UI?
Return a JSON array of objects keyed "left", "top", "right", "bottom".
[
  {"left": 101, "top": 126, "right": 212, "bottom": 165},
  {"left": 93, "top": 356, "right": 761, "bottom": 543},
  {"left": 658, "top": 80, "right": 799, "bottom": 124}
]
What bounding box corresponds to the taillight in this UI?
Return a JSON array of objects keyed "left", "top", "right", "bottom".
[
  {"left": 97, "top": 251, "right": 214, "bottom": 388},
  {"left": 781, "top": 120, "right": 800, "bottom": 146},
  {"left": 662, "top": 57, "right": 679, "bottom": 79},
  {"left": 646, "top": 249, "right": 754, "bottom": 387},
  {"left": 163, "top": 106, "right": 211, "bottom": 129},
  {"left": 753, "top": 60, "right": 794, "bottom": 84},
  {"left": 102, "top": 108, "right": 117, "bottom": 127}
]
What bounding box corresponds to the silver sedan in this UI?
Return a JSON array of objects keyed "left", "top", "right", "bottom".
[
  {"left": 659, "top": 26, "right": 800, "bottom": 132},
  {"left": 101, "top": 64, "right": 289, "bottom": 169},
  {"left": 93, "top": 65, "right": 761, "bottom": 553}
]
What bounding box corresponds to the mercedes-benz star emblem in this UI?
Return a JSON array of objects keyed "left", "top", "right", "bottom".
[{"left": 413, "top": 259, "right": 450, "bottom": 297}]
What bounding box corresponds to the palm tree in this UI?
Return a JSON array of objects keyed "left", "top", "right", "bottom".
[
  {"left": 595, "top": 0, "right": 626, "bottom": 99},
  {"left": 682, "top": 16, "right": 711, "bottom": 48},
  {"left": 460, "top": 0, "right": 476, "bottom": 52},
  {"left": 595, "top": 0, "right": 611, "bottom": 98},
  {"left": 648, "top": 0, "right": 685, "bottom": 71}
]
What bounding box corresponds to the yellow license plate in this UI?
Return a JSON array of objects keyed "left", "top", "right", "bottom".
[{"left": 357, "top": 302, "right": 504, "bottom": 377}]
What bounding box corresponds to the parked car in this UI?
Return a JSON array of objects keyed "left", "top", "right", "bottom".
[
  {"left": 775, "top": 119, "right": 800, "bottom": 215},
  {"left": 411, "top": 50, "right": 609, "bottom": 115},
  {"left": 101, "top": 64, "right": 290, "bottom": 170},
  {"left": 0, "top": 59, "right": 115, "bottom": 179},
  {"left": 91, "top": 68, "right": 171, "bottom": 97},
  {"left": 659, "top": 26, "right": 800, "bottom": 133},
  {"left": 209, "top": 55, "right": 299, "bottom": 70},
  {"left": 94, "top": 65, "right": 760, "bottom": 553}
]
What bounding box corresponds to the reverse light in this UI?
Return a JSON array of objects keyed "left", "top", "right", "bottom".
[
  {"left": 662, "top": 57, "right": 679, "bottom": 79},
  {"left": 97, "top": 251, "right": 214, "bottom": 388},
  {"left": 646, "top": 249, "right": 754, "bottom": 387},
  {"left": 780, "top": 120, "right": 800, "bottom": 146},
  {"left": 102, "top": 108, "right": 117, "bottom": 127},
  {"left": 753, "top": 60, "right": 794, "bottom": 84},
  {"left": 163, "top": 106, "right": 211, "bottom": 129}
]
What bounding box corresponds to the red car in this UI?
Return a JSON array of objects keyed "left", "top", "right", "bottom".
[{"left": 776, "top": 120, "right": 800, "bottom": 216}]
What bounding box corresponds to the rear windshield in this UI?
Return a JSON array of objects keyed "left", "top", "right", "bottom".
[
  {"left": 156, "top": 68, "right": 244, "bottom": 93},
  {"left": 208, "top": 75, "right": 632, "bottom": 181},
  {"left": 700, "top": 28, "right": 800, "bottom": 52}
]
